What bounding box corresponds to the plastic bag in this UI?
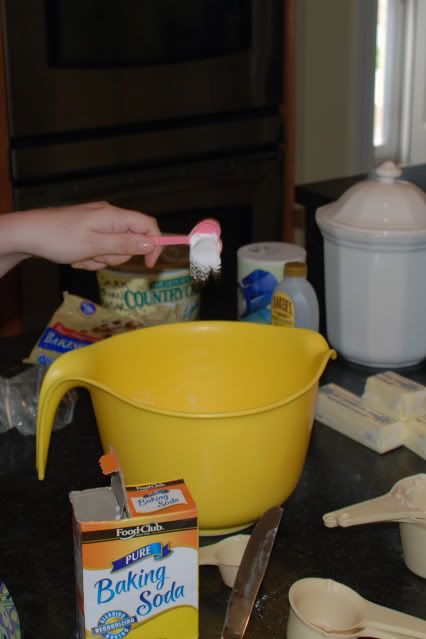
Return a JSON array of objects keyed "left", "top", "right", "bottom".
[{"left": 0, "top": 365, "right": 77, "bottom": 436}]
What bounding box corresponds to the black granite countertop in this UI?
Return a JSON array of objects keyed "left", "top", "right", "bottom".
[{"left": 0, "top": 333, "right": 425, "bottom": 638}]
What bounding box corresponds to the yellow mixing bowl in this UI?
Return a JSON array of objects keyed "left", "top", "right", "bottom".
[{"left": 36, "top": 321, "right": 335, "bottom": 535}]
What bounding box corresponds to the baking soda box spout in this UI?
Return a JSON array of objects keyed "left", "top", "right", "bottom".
[{"left": 69, "top": 450, "right": 198, "bottom": 639}]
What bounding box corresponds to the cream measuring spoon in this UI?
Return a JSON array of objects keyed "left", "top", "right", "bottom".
[
  {"left": 287, "top": 578, "right": 426, "bottom": 639},
  {"left": 199, "top": 534, "right": 249, "bottom": 588},
  {"left": 150, "top": 218, "right": 222, "bottom": 246},
  {"left": 323, "top": 474, "right": 426, "bottom": 527},
  {"left": 323, "top": 474, "right": 426, "bottom": 578}
]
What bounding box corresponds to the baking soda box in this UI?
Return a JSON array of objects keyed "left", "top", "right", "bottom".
[{"left": 70, "top": 451, "right": 198, "bottom": 639}]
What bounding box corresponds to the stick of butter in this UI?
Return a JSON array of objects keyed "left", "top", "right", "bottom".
[
  {"left": 316, "top": 383, "right": 406, "bottom": 453},
  {"left": 362, "top": 371, "right": 426, "bottom": 421},
  {"left": 405, "top": 415, "right": 426, "bottom": 460}
]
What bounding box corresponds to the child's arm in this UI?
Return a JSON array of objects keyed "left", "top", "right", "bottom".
[{"left": 0, "top": 201, "right": 161, "bottom": 277}]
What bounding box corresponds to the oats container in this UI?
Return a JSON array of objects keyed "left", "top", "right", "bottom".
[
  {"left": 97, "top": 246, "right": 200, "bottom": 323},
  {"left": 316, "top": 161, "right": 426, "bottom": 368}
]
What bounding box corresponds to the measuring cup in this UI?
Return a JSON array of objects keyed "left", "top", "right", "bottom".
[
  {"left": 323, "top": 475, "right": 426, "bottom": 578},
  {"left": 199, "top": 534, "right": 249, "bottom": 587},
  {"left": 151, "top": 218, "right": 221, "bottom": 246},
  {"left": 323, "top": 475, "right": 426, "bottom": 527},
  {"left": 287, "top": 578, "right": 426, "bottom": 639}
]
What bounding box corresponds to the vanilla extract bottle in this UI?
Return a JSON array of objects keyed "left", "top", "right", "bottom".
[{"left": 271, "top": 261, "right": 319, "bottom": 331}]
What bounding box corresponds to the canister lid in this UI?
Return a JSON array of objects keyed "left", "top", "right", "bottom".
[
  {"left": 284, "top": 261, "right": 307, "bottom": 278},
  {"left": 238, "top": 242, "right": 306, "bottom": 263},
  {"left": 316, "top": 161, "right": 426, "bottom": 238}
]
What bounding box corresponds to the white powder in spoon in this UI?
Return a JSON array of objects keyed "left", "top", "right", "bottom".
[{"left": 189, "top": 232, "right": 221, "bottom": 282}]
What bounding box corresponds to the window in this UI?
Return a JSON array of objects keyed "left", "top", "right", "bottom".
[
  {"left": 374, "top": 0, "right": 426, "bottom": 164},
  {"left": 373, "top": 0, "right": 404, "bottom": 161},
  {"left": 406, "top": 0, "right": 426, "bottom": 163}
]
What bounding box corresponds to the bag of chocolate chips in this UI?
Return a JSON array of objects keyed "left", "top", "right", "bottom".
[{"left": 25, "top": 292, "right": 177, "bottom": 365}]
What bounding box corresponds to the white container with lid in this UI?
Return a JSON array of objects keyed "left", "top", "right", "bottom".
[{"left": 316, "top": 161, "right": 426, "bottom": 368}]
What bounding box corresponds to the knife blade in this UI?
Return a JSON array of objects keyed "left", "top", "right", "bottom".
[{"left": 221, "top": 505, "right": 283, "bottom": 639}]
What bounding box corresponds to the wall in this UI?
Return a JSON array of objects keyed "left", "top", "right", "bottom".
[{"left": 296, "top": 0, "right": 376, "bottom": 185}]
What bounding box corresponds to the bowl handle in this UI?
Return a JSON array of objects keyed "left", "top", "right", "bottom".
[{"left": 36, "top": 350, "right": 92, "bottom": 480}]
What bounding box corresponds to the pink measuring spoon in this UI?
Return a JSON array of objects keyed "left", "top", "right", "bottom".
[{"left": 151, "top": 218, "right": 221, "bottom": 246}]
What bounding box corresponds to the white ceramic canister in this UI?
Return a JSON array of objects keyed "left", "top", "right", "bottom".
[
  {"left": 237, "top": 242, "right": 306, "bottom": 323},
  {"left": 316, "top": 161, "right": 426, "bottom": 368},
  {"left": 97, "top": 246, "right": 200, "bottom": 323}
]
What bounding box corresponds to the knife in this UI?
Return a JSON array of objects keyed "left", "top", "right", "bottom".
[{"left": 221, "top": 505, "right": 283, "bottom": 639}]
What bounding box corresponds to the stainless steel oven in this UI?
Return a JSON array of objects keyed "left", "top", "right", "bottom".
[{"left": 2, "top": 0, "right": 282, "bottom": 137}]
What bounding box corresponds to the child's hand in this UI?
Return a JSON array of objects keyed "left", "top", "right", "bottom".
[{"left": 0, "top": 202, "right": 162, "bottom": 275}]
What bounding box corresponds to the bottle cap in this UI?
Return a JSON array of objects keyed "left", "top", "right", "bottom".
[{"left": 283, "top": 261, "right": 307, "bottom": 277}]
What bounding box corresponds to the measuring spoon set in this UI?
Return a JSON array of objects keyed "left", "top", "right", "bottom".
[
  {"left": 199, "top": 474, "right": 426, "bottom": 637},
  {"left": 150, "top": 218, "right": 222, "bottom": 247},
  {"left": 199, "top": 534, "right": 249, "bottom": 588},
  {"left": 294, "top": 474, "right": 426, "bottom": 639},
  {"left": 323, "top": 474, "right": 426, "bottom": 579},
  {"left": 287, "top": 578, "right": 426, "bottom": 639}
]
